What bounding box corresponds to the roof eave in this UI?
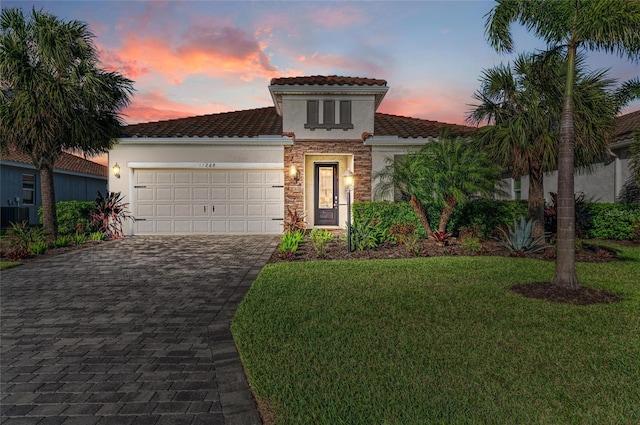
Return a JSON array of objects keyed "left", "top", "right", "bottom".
[{"left": 117, "top": 135, "right": 293, "bottom": 145}]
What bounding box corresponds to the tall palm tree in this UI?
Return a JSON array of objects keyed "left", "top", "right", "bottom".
[
  {"left": 0, "top": 8, "right": 133, "bottom": 238},
  {"left": 468, "top": 51, "right": 621, "bottom": 238},
  {"left": 374, "top": 134, "right": 505, "bottom": 237},
  {"left": 631, "top": 128, "right": 640, "bottom": 187},
  {"left": 485, "top": 0, "right": 640, "bottom": 289}
]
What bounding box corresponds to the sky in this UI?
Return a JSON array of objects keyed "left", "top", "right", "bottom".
[{"left": 5, "top": 0, "right": 640, "bottom": 129}]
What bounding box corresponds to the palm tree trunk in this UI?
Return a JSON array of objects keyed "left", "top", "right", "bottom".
[
  {"left": 410, "top": 195, "right": 433, "bottom": 237},
  {"left": 528, "top": 166, "right": 545, "bottom": 239},
  {"left": 39, "top": 164, "right": 58, "bottom": 240},
  {"left": 552, "top": 42, "right": 579, "bottom": 289},
  {"left": 438, "top": 197, "right": 457, "bottom": 232}
]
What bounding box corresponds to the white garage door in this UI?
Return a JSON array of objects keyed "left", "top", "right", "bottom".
[{"left": 132, "top": 169, "right": 284, "bottom": 234}]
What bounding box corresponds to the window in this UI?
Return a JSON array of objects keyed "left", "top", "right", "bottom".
[
  {"left": 22, "top": 174, "right": 35, "bottom": 205},
  {"left": 304, "top": 100, "right": 354, "bottom": 130},
  {"left": 513, "top": 177, "right": 521, "bottom": 201}
]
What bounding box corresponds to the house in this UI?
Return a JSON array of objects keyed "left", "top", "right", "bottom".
[
  {"left": 0, "top": 150, "right": 108, "bottom": 227},
  {"left": 110, "top": 75, "right": 474, "bottom": 235},
  {"left": 110, "top": 75, "right": 638, "bottom": 235},
  {"left": 507, "top": 109, "right": 640, "bottom": 203}
]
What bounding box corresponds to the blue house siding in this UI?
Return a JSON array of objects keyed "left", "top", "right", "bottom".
[{"left": 0, "top": 161, "right": 107, "bottom": 226}]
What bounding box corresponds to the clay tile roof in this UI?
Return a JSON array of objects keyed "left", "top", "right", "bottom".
[
  {"left": 613, "top": 109, "right": 640, "bottom": 143},
  {"left": 270, "top": 75, "right": 387, "bottom": 87},
  {"left": 1, "top": 150, "right": 107, "bottom": 177},
  {"left": 122, "top": 107, "right": 282, "bottom": 138},
  {"left": 374, "top": 113, "right": 476, "bottom": 138}
]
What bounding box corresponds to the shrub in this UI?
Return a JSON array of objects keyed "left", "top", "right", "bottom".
[
  {"left": 278, "top": 230, "right": 305, "bottom": 260},
  {"left": 460, "top": 236, "right": 482, "bottom": 252},
  {"left": 53, "top": 235, "right": 72, "bottom": 248},
  {"left": 449, "top": 199, "right": 528, "bottom": 239},
  {"left": 73, "top": 232, "right": 87, "bottom": 245},
  {"left": 39, "top": 200, "right": 95, "bottom": 235},
  {"left": 283, "top": 208, "right": 306, "bottom": 234},
  {"left": 388, "top": 222, "right": 417, "bottom": 245},
  {"left": 498, "top": 216, "right": 548, "bottom": 255},
  {"left": 90, "top": 191, "right": 133, "bottom": 239},
  {"left": 309, "top": 229, "right": 333, "bottom": 258},
  {"left": 88, "top": 231, "right": 105, "bottom": 241},
  {"left": 583, "top": 203, "right": 640, "bottom": 240},
  {"left": 28, "top": 241, "right": 48, "bottom": 255},
  {"left": 353, "top": 202, "right": 428, "bottom": 239},
  {"left": 5, "top": 221, "right": 45, "bottom": 259},
  {"left": 349, "top": 219, "right": 388, "bottom": 251}
]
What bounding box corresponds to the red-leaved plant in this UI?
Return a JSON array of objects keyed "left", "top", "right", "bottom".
[
  {"left": 432, "top": 231, "right": 452, "bottom": 246},
  {"left": 90, "top": 191, "right": 133, "bottom": 239}
]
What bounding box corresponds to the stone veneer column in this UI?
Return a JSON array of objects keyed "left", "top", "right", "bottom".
[{"left": 284, "top": 140, "right": 372, "bottom": 217}]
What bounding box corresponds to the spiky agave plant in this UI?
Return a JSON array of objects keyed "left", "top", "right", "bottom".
[{"left": 498, "top": 216, "right": 549, "bottom": 255}]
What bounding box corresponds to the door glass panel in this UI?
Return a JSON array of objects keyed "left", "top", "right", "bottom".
[{"left": 318, "top": 166, "right": 334, "bottom": 209}]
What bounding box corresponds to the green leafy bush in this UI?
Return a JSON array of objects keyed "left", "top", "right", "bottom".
[
  {"left": 39, "top": 201, "right": 95, "bottom": 235},
  {"left": 5, "top": 221, "right": 45, "bottom": 259},
  {"left": 28, "top": 241, "right": 48, "bottom": 255},
  {"left": 278, "top": 230, "right": 305, "bottom": 260},
  {"left": 498, "top": 216, "right": 548, "bottom": 255},
  {"left": 349, "top": 219, "right": 388, "bottom": 251},
  {"left": 460, "top": 236, "right": 482, "bottom": 252},
  {"left": 449, "top": 200, "right": 528, "bottom": 239},
  {"left": 73, "top": 232, "right": 87, "bottom": 245},
  {"left": 309, "top": 228, "right": 333, "bottom": 258},
  {"left": 583, "top": 204, "right": 640, "bottom": 240},
  {"left": 53, "top": 235, "right": 72, "bottom": 248},
  {"left": 353, "top": 202, "right": 428, "bottom": 239},
  {"left": 88, "top": 231, "right": 105, "bottom": 241}
]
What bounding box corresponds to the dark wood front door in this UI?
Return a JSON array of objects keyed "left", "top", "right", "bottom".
[{"left": 314, "top": 163, "right": 339, "bottom": 226}]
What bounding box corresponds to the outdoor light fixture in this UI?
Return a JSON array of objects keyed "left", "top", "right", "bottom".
[
  {"left": 289, "top": 165, "right": 300, "bottom": 183},
  {"left": 113, "top": 163, "right": 121, "bottom": 179},
  {"left": 343, "top": 169, "right": 354, "bottom": 252}
]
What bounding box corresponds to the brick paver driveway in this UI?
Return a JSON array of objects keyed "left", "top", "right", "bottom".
[{"left": 1, "top": 235, "right": 278, "bottom": 425}]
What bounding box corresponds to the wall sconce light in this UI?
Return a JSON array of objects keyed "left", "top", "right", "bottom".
[
  {"left": 289, "top": 165, "right": 299, "bottom": 183},
  {"left": 113, "top": 163, "right": 121, "bottom": 179}
]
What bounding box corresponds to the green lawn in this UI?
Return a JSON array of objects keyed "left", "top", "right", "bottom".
[{"left": 231, "top": 244, "right": 640, "bottom": 425}]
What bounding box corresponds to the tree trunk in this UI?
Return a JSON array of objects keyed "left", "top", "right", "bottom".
[
  {"left": 410, "top": 195, "right": 433, "bottom": 237},
  {"left": 528, "top": 166, "right": 545, "bottom": 239},
  {"left": 39, "top": 164, "right": 58, "bottom": 240},
  {"left": 438, "top": 197, "right": 457, "bottom": 233},
  {"left": 552, "top": 43, "right": 579, "bottom": 289}
]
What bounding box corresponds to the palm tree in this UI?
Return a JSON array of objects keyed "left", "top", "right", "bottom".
[
  {"left": 374, "top": 134, "right": 505, "bottom": 237},
  {"left": 631, "top": 128, "right": 640, "bottom": 187},
  {"left": 0, "top": 8, "right": 133, "bottom": 238},
  {"left": 485, "top": 0, "right": 640, "bottom": 289},
  {"left": 468, "top": 51, "right": 622, "bottom": 238}
]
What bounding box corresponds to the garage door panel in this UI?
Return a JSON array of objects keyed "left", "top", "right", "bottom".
[
  {"left": 174, "top": 220, "right": 191, "bottom": 232},
  {"left": 193, "top": 187, "right": 209, "bottom": 200},
  {"left": 133, "top": 169, "right": 284, "bottom": 234},
  {"left": 174, "top": 204, "right": 190, "bottom": 216},
  {"left": 174, "top": 172, "right": 191, "bottom": 184},
  {"left": 175, "top": 188, "right": 190, "bottom": 200},
  {"left": 229, "top": 172, "right": 245, "bottom": 184},
  {"left": 247, "top": 187, "right": 264, "bottom": 200},
  {"left": 156, "top": 188, "right": 172, "bottom": 201},
  {"left": 137, "top": 188, "right": 154, "bottom": 201},
  {"left": 156, "top": 204, "right": 173, "bottom": 217},
  {"left": 211, "top": 188, "right": 226, "bottom": 200},
  {"left": 229, "top": 188, "right": 245, "bottom": 200},
  {"left": 157, "top": 173, "right": 173, "bottom": 184},
  {"left": 156, "top": 220, "right": 173, "bottom": 232}
]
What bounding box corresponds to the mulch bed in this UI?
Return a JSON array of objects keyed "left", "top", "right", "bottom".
[{"left": 270, "top": 235, "right": 633, "bottom": 305}]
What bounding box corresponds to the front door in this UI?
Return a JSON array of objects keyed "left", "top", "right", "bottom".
[{"left": 314, "top": 163, "right": 339, "bottom": 226}]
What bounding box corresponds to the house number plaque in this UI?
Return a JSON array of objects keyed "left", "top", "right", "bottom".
[{"left": 199, "top": 163, "right": 216, "bottom": 168}]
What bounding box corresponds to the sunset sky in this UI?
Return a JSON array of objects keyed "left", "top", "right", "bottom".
[{"left": 5, "top": 0, "right": 640, "bottom": 127}]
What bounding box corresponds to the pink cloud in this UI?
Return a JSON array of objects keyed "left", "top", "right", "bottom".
[
  {"left": 310, "top": 6, "right": 367, "bottom": 27},
  {"left": 122, "top": 90, "right": 227, "bottom": 124},
  {"left": 297, "top": 52, "right": 384, "bottom": 78}
]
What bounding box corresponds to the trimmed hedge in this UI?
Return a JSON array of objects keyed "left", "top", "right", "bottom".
[
  {"left": 353, "top": 199, "right": 528, "bottom": 239},
  {"left": 583, "top": 203, "right": 640, "bottom": 240},
  {"left": 38, "top": 200, "right": 95, "bottom": 235}
]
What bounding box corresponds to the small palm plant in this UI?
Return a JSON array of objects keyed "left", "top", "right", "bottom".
[{"left": 498, "top": 216, "right": 549, "bottom": 256}]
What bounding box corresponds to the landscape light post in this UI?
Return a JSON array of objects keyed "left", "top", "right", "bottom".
[{"left": 343, "top": 169, "right": 354, "bottom": 252}]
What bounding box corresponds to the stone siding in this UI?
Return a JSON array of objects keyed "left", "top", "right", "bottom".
[{"left": 284, "top": 139, "right": 372, "bottom": 215}]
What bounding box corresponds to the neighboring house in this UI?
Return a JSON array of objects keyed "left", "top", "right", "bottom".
[
  {"left": 0, "top": 150, "right": 108, "bottom": 227},
  {"left": 506, "top": 110, "right": 640, "bottom": 203},
  {"left": 110, "top": 75, "right": 474, "bottom": 235}
]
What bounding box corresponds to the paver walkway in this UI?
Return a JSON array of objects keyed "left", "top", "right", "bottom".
[{"left": 1, "top": 235, "right": 278, "bottom": 425}]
